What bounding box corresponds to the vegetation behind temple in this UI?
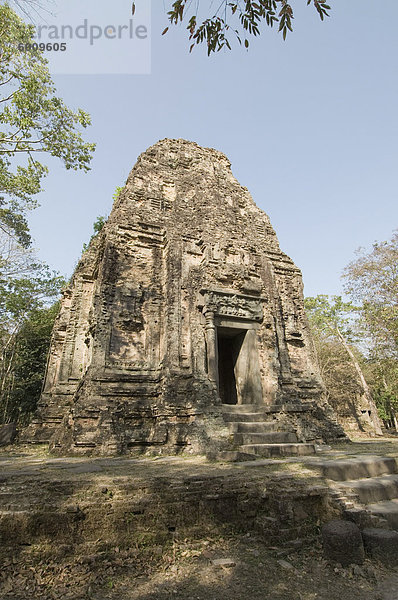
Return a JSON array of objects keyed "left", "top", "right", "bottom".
[
  {"left": 0, "top": 302, "right": 59, "bottom": 425},
  {"left": 0, "top": 242, "right": 64, "bottom": 425},
  {"left": 305, "top": 231, "right": 398, "bottom": 431}
]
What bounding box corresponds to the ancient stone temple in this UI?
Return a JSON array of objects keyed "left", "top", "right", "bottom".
[{"left": 25, "top": 139, "right": 345, "bottom": 456}]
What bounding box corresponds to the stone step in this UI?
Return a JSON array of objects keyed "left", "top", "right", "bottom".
[
  {"left": 366, "top": 499, "right": 398, "bottom": 530},
  {"left": 221, "top": 403, "right": 313, "bottom": 414},
  {"left": 214, "top": 451, "right": 259, "bottom": 463},
  {"left": 307, "top": 456, "right": 398, "bottom": 482},
  {"left": 223, "top": 412, "right": 272, "bottom": 423},
  {"left": 234, "top": 432, "right": 298, "bottom": 445},
  {"left": 336, "top": 474, "right": 398, "bottom": 505},
  {"left": 240, "top": 443, "right": 316, "bottom": 458},
  {"left": 227, "top": 422, "right": 279, "bottom": 433},
  {"left": 221, "top": 404, "right": 274, "bottom": 415}
]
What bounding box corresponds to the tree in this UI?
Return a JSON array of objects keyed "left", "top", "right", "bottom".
[
  {"left": 312, "top": 335, "right": 367, "bottom": 426},
  {"left": 0, "top": 4, "right": 95, "bottom": 244},
  {"left": 364, "top": 357, "right": 398, "bottom": 430},
  {"left": 1, "top": 301, "right": 59, "bottom": 425},
  {"left": 342, "top": 231, "right": 398, "bottom": 360},
  {"left": 145, "top": 0, "right": 331, "bottom": 54},
  {"left": 305, "top": 295, "right": 383, "bottom": 435},
  {"left": 5, "top": 0, "right": 48, "bottom": 21},
  {"left": 342, "top": 231, "right": 398, "bottom": 428},
  {"left": 0, "top": 232, "right": 64, "bottom": 424}
]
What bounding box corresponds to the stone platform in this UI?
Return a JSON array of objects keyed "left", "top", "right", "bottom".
[
  {"left": 1, "top": 439, "right": 398, "bottom": 550},
  {"left": 0, "top": 447, "right": 331, "bottom": 549}
]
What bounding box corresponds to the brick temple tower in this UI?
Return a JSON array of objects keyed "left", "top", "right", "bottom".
[{"left": 25, "top": 139, "right": 345, "bottom": 455}]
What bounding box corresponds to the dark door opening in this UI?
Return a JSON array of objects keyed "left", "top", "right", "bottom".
[{"left": 217, "top": 328, "right": 246, "bottom": 405}]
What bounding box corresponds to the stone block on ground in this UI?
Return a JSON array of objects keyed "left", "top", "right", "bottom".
[
  {"left": 362, "top": 528, "right": 398, "bottom": 565},
  {"left": 322, "top": 519, "right": 364, "bottom": 566},
  {"left": 210, "top": 451, "right": 256, "bottom": 462},
  {"left": 211, "top": 558, "right": 237, "bottom": 568},
  {"left": 277, "top": 559, "right": 295, "bottom": 571}
]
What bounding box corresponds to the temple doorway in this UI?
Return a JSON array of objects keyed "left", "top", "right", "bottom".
[
  {"left": 217, "top": 328, "right": 245, "bottom": 404},
  {"left": 216, "top": 326, "right": 263, "bottom": 405}
]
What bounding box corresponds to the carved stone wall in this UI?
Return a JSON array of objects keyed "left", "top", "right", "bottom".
[{"left": 24, "top": 139, "right": 343, "bottom": 454}]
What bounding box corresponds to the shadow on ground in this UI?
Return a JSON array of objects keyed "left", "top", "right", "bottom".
[{"left": 1, "top": 438, "right": 398, "bottom": 599}]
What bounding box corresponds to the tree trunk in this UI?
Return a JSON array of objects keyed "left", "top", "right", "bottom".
[
  {"left": 382, "top": 375, "right": 398, "bottom": 432},
  {"left": 336, "top": 327, "right": 383, "bottom": 435}
]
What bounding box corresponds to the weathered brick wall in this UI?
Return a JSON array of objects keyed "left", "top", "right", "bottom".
[{"left": 0, "top": 466, "right": 335, "bottom": 547}]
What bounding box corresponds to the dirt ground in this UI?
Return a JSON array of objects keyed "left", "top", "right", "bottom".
[
  {"left": 1, "top": 530, "right": 398, "bottom": 600},
  {"left": 2, "top": 437, "right": 398, "bottom": 600}
]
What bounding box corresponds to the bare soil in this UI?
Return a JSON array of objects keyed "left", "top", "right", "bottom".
[
  {"left": 2, "top": 531, "right": 398, "bottom": 600},
  {"left": 1, "top": 436, "right": 398, "bottom": 600}
]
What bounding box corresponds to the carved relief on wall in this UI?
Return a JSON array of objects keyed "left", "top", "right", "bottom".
[
  {"left": 283, "top": 314, "right": 304, "bottom": 346},
  {"left": 275, "top": 273, "right": 305, "bottom": 347},
  {"left": 181, "top": 237, "right": 205, "bottom": 280},
  {"left": 200, "top": 242, "right": 252, "bottom": 267},
  {"left": 69, "top": 279, "right": 95, "bottom": 380},
  {"left": 198, "top": 289, "right": 265, "bottom": 322},
  {"left": 197, "top": 242, "right": 263, "bottom": 294},
  {"left": 108, "top": 285, "right": 146, "bottom": 365}
]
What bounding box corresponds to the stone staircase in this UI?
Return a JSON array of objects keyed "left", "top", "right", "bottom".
[
  {"left": 222, "top": 404, "right": 316, "bottom": 458},
  {"left": 308, "top": 455, "right": 398, "bottom": 530}
]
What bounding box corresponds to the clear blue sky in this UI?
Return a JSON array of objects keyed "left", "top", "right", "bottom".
[{"left": 26, "top": 0, "right": 398, "bottom": 297}]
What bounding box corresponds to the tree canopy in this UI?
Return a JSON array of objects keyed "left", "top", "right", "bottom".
[
  {"left": 0, "top": 232, "right": 64, "bottom": 424},
  {"left": 2, "top": 301, "right": 59, "bottom": 424},
  {"left": 0, "top": 4, "right": 95, "bottom": 244},
  {"left": 82, "top": 214, "right": 107, "bottom": 253},
  {"left": 9, "top": 1, "right": 332, "bottom": 55},
  {"left": 342, "top": 231, "right": 398, "bottom": 428},
  {"left": 342, "top": 231, "right": 398, "bottom": 360},
  {"left": 305, "top": 295, "right": 382, "bottom": 434}
]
